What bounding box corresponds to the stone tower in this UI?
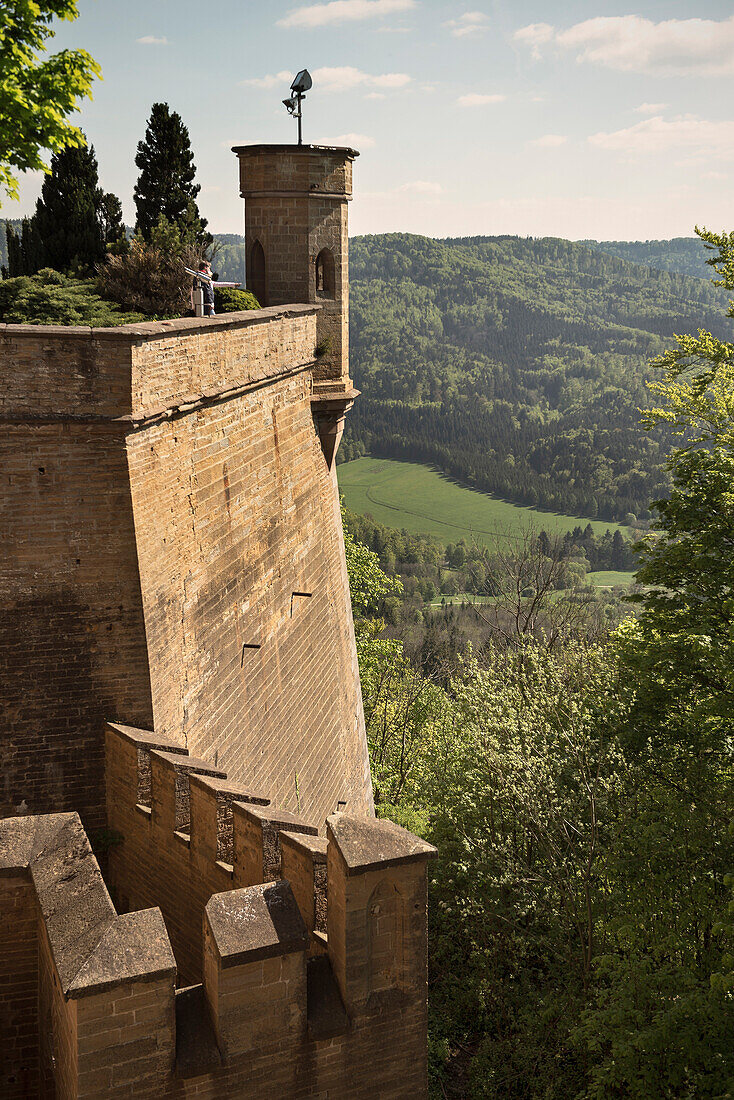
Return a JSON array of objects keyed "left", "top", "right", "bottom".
[{"left": 233, "top": 143, "right": 358, "bottom": 465}]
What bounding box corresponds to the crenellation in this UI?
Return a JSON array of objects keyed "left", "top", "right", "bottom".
[
  {"left": 280, "top": 829, "right": 329, "bottom": 950},
  {"left": 232, "top": 801, "right": 319, "bottom": 885}
]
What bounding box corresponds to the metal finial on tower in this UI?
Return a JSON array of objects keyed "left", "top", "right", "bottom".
[{"left": 282, "top": 69, "right": 312, "bottom": 145}]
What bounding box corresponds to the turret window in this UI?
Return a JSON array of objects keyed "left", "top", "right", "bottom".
[
  {"left": 315, "top": 248, "right": 335, "bottom": 298},
  {"left": 249, "top": 239, "right": 267, "bottom": 306}
]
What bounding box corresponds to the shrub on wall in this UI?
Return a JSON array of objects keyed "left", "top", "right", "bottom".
[
  {"left": 98, "top": 215, "right": 202, "bottom": 317},
  {"left": 213, "top": 285, "right": 260, "bottom": 313},
  {"left": 0, "top": 268, "right": 144, "bottom": 326}
]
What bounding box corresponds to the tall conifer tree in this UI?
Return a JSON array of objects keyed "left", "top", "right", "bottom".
[
  {"left": 33, "top": 142, "right": 105, "bottom": 272},
  {"left": 133, "top": 103, "right": 211, "bottom": 247},
  {"left": 4, "top": 218, "right": 45, "bottom": 276},
  {"left": 98, "top": 192, "right": 127, "bottom": 251}
]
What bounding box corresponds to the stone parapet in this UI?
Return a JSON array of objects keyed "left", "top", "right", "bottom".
[
  {"left": 2, "top": 732, "right": 436, "bottom": 1098},
  {"left": 0, "top": 812, "right": 176, "bottom": 1098},
  {"left": 0, "top": 304, "right": 319, "bottom": 422}
]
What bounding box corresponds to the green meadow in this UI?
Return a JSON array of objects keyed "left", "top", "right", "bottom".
[{"left": 338, "top": 458, "right": 630, "bottom": 547}]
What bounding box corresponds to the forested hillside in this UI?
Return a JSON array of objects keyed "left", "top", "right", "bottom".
[
  {"left": 585, "top": 236, "right": 711, "bottom": 280},
  {"left": 345, "top": 234, "right": 733, "bottom": 521}
]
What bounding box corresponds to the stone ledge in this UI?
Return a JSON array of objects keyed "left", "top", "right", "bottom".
[
  {"left": 67, "top": 909, "right": 175, "bottom": 998},
  {"left": 188, "top": 771, "right": 271, "bottom": 807},
  {"left": 280, "top": 830, "right": 328, "bottom": 864},
  {"left": 233, "top": 803, "right": 318, "bottom": 835},
  {"left": 327, "top": 813, "right": 437, "bottom": 876},
  {"left": 206, "top": 881, "right": 308, "bottom": 967},
  {"left": 0, "top": 812, "right": 176, "bottom": 997},
  {"left": 150, "top": 749, "right": 226, "bottom": 779},
  {"left": 107, "top": 722, "right": 187, "bottom": 754},
  {"left": 0, "top": 303, "right": 321, "bottom": 342},
  {"left": 232, "top": 143, "right": 359, "bottom": 158}
]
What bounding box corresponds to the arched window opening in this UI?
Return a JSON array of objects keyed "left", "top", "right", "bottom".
[
  {"left": 315, "top": 248, "right": 335, "bottom": 298},
  {"left": 249, "top": 239, "right": 267, "bottom": 306}
]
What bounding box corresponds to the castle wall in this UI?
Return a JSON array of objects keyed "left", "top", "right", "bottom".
[
  {"left": 1, "top": 305, "right": 372, "bottom": 831},
  {"left": 0, "top": 873, "right": 39, "bottom": 1097},
  {"left": 0, "top": 412, "right": 153, "bottom": 828},
  {"left": 124, "top": 308, "right": 370, "bottom": 824},
  {"left": 2, "top": 739, "right": 434, "bottom": 1097}
]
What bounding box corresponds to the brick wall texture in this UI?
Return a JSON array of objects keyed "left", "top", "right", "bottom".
[
  {"left": 1, "top": 785, "right": 435, "bottom": 1098},
  {"left": 0, "top": 304, "right": 372, "bottom": 830}
]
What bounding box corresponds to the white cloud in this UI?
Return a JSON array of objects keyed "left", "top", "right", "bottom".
[
  {"left": 445, "top": 11, "right": 489, "bottom": 38},
  {"left": 397, "top": 180, "right": 443, "bottom": 194},
  {"left": 136, "top": 35, "right": 168, "bottom": 45},
  {"left": 314, "top": 66, "right": 410, "bottom": 91},
  {"left": 635, "top": 102, "right": 668, "bottom": 115},
  {"left": 365, "top": 92, "right": 386, "bottom": 99},
  {"left": 589, "top": 114, "right": 734, "bottom": 160},
  {"left": 278, "top": 0, "right": 416, "bottom": 29},
  {"left": 456, "top": 93, "right": 505, "bottom": 107},
  {"left": 242, "top": 66, "right": 410, "bottom": 93},
  {"left": 512, "top": 22, "right": 554, "bottom": 59},
  {"left": 335, "top": 133, "right": 375, "bottom": 148},
  {"left": 514, "top": 15, "right": 734, "bottom": 76},
  {"left": 531, "top": 134, "right": 567, "bottom": 148},
  {"left": 241, "top": 70, "right": 293, "bottom": 89}
]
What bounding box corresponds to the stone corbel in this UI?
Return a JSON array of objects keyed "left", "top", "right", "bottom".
[{"left": 311, "top": 387, "right": 359, "bottom": 469}]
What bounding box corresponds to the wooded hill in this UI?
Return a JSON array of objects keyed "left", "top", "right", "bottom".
[
  {"left": 345, "top": 234, "right": 733, "bottom": 521},
  {"left": 585, "top": 236, "right": 712, "bottom": 281}
]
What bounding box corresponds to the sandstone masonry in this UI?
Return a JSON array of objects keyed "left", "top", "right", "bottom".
[{"left": 0, "top": 145, "right": 436, "bottom": 1098}]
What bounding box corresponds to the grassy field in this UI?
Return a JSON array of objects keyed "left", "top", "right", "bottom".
[
  {"left": 338, "top": 458, "right": 630, "bottom": 545},
  {"left": 587, "top": 570, "right": 637, "bottom": 588}
]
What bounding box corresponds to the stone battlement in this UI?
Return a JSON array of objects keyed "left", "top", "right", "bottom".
[{"left": 1, "top": 724, "right": 436, "bottom": 1097}]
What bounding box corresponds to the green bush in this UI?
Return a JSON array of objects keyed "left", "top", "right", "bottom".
[
  {"left": 0, "top": 268, "right": 145, "bottom": 326},
  {"left": 98, "top": 218, "right": 200, "bottom": 317},
  {"left": 213, "top": 285, "right": 260, "bottom": 313}
]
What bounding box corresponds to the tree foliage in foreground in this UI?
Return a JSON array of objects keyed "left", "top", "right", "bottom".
[
  {"left": 0, "top": 1, "right": 100, "bottom": 204},
  {"left": 0, "top": 267, "right": 143, "bottom": 325},
  {"left": 344, "top": 229, "right": 734, "bottom": 1098}
]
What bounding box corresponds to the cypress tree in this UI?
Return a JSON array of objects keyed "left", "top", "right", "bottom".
[
  {"left": 133, "top": 103, "right": 211, "bottom": 247},
  {"left": 98, "top": 192, "right": 127, "bottom": 251},
  {"left": 4, "top": 223, "right": 22, "bottom": 277},
  {"left": 3, "top": 219, "right": 45, "bottom": 276},
  {"left": 33, "top": 142, "right": 105, "bottom": 272}
]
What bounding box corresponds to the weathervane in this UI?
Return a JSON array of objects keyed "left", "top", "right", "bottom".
[{"left": 283, "top": 70, "right": 312, "bottom": 145}]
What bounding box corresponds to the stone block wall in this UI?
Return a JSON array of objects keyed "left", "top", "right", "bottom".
[
  {"left": 1, "top": 747, "right": 436, "bottom": 1098},
  {"left": 0, "top": 304, "right": 372, "bottom": 830}
]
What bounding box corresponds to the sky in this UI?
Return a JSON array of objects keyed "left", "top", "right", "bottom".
[{"left": 7, "top": 0, "right": 734, "bottom": 240}]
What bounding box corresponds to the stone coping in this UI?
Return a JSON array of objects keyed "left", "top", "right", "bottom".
[
  {"left": 206, "top": 881, "right": 308, "bottom": 966},
  {"left": 187, "top": 771, "right": 271, "bottom": 807},
  {"left": 0, "top": 812, "right": 175, "bottom": 997},
  {"left": 0, "top": 303, "right": 319, "bottom": 342},
  {"left": 232, "top": 143, "right": 359, "bottom": 158},
  {"left": 106, "top": 722, "right": 187, "bottom": 753},
  {"left": 326, "top": 813, "right": 437, "bottom": 875},
  {"left": 279, "top": 830, "right": 328, "bottom": 863},
  {"left": 232, "top": 802, "right": 318, "bottom": 835},
  {"left": 150, "top": 748, "right": 226, "bottom": 779}
]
